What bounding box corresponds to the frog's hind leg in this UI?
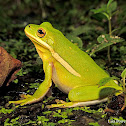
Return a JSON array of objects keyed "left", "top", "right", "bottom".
[{"left": 47, "top": 85, "right": 118, "bottom": 108}]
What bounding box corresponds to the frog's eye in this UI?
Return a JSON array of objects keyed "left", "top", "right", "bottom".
[{"left": 37, "top": 28, "right": 46, "bottom": 38}]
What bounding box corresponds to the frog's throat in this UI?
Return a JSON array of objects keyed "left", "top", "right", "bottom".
[{"left": 25, "top": 32, "right": 81, "bottom": 77}]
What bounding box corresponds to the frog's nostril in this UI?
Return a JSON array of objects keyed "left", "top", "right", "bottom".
[{"left": 29, "top": 25, "right": 31, "bottom": 28}]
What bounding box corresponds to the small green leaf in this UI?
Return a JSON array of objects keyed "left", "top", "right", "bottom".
[
  {"left": 107, "top": 1, "right": 117, "bottom": 14},
  {"left": 42, "top": 111, "right": 52, "bottom": 115},
  {"left": 29, "top": 82, "right": 40, "bottom": 89},
  {"left": 13, "top": 79, "right": 18, "bottom": 84},
  {"left": 91, "top": 4, "right": 107, "bottom": 14},
  {"left": 98, "top": 77, "right": 117, "bottom": 87},
  {"left": 102, "top": 12, "right": 110, "bottom": 20},
  {"left": 118, "top": 26, "right": 126, "bottom": 35},
  {"left": 121, "top": 68, "right": 126, "bottom": 78},
  {"left": 97, "top": 35, "right": 104, "bottom": 43},
  {"left": 107, "top": 0, "right": 114, "bottom": 8},
  {"left": 111, "top": 27, "right": 119, "bottom": 34},
  {"left": 89, "top": 122, "right": 100, "bottom": 126},
  {"left": 0, "top": 108, "right": 13, "bottom": 114},
  {"left": 90, "top": 34, "right": 125, "bottom": 55}
]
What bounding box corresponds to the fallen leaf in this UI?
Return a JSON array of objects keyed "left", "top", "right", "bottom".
[{"left": 0, "top": 47, "right": 22, "bottom": 87}]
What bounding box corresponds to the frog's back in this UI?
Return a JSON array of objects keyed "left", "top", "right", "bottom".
[
  {"left": 45, "top": 24, "right": 110, "bottom": 83},
  {"left": 46, "top": 23, "right": 122, "bottom": 92},
  {"left": 53, "top": 34, "right": 108, "bottom": 79}
]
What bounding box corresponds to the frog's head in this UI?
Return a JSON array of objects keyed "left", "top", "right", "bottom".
[
  {"left": 25, "top": 22, "right": 63, "bottom": 52},
  {"left": 25, "top": 22, "right": 81, "bottom": 77}
]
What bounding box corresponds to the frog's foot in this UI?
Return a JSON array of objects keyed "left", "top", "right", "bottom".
[
  {"left": 55, "top": 99, "right": 67, "bottom": 104},
  {"left": 9, "top": 95, "right": 40, "bottom": 106},
  {"left": 20, "top": 94, "right": 32, "bottom": 99},
  {"left": 47, "top": 101, "right": 76, "bottom": 108},
  {"left": 47, "top": 99, "right": 84, "bottom": 108},
  {"left": 47, "top": 98, "right": 108, "bottom": 108}
]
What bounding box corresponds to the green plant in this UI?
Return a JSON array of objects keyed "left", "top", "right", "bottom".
[
  {"left": 58, "top": 119, "right": 75, "bottom": 125},
  {"left": 121, "top": 68, "right": 126, "bottom": 110},
  {"left": 89, "top": 34, "right": 125, "bottom": 56},
  {"left": 37, "top": 116, "right": 56, "bottom": 126},
  {"left": 89, "top": 122, "right": 100, "bottom": 126},
  {"left": 73, "top": 106, "right": 106, "bottom": 118},
  {"left": 0, "top": 108, "right": 13, "bottom": 114},
  {"left": 91, "top": 0, "right": 123, "bottom": 61},
  {"left": 4, "top": 117, "right": 20, "bottom": 126},
  {"left": 52, "top": 109, "right": 68, "bottom": 118},
  {"left": 121, "top": 68, "right": 126, "bottom": 92}
]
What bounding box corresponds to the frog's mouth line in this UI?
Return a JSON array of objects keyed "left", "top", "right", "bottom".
[
  {"left": 25, "top": 31, "right": 49, "bottom": 50},
  {"left": 25, "top": 30, "right": 81, "bottom": 77}
]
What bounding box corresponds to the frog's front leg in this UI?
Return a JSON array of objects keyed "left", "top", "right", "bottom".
[
  {"left": 9, "top": 62, "right": 52, "bottom": 106},
  {"left": 48, "top": 85, "right": 117, "bottom": 108}
]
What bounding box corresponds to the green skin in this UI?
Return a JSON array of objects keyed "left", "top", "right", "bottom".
[{"left": 9, "top": 22, "right": 122, "bottom": 108}]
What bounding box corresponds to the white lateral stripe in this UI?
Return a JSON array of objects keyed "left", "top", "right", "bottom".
[
  {"left": 70, "top": 98, "right": 108, "bottom": 107},
  {"left": 51, "top": 51, "right": 81, "bottom": 77}
]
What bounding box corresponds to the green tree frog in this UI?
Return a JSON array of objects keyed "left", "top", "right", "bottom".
[{"left": 9, "top": 22, "right": 122, "bottom": 108}]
